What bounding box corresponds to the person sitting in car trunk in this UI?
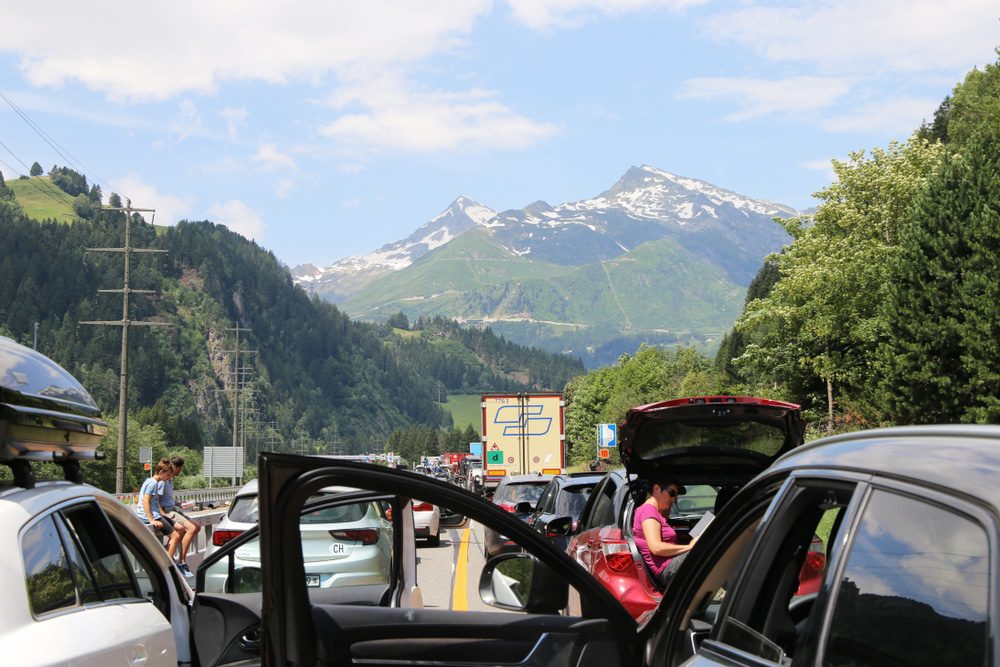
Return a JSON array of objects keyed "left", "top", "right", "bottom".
[{"left": 633, "top": 478, "right": 697, "bottom": 589}]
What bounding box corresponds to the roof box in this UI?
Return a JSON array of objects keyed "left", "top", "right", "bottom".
[{"left": 0, "top": 337, "right": 108, "bottom": 473}]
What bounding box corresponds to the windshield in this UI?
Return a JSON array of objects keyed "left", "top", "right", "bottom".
[{"left": 636, "top": 418, "right": 788, "bottom": 459}]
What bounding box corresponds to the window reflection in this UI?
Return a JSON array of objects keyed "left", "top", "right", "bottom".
[
  {"left": 22, "top": 517, "right": 76, "bottom": 615},
  {"left": 824, "top": 491, "right": 988, "bottom": 666}
]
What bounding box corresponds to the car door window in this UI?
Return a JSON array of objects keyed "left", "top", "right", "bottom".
[
  {"left": 59, "top": 503, "right": 138, "bottom": 601},
  {"left": 713, "top": 481, "right": 855, "bottom": 664},
  {"left": 584, "top": 480, "right": 616, "bottom": 531},
  {"left": 821, "top": 490, "right": 989, "bottom": 667},
  {"left": 21, "top": 516, "right": 77, "bottom": 616},
  {"left": 536, "top": 482, "right": 557, "bottom": 514}
]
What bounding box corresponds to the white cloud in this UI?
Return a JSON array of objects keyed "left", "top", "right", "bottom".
[
  {"left": 800, "top": 158, "right": 839, "bottom": 182},
  {"left": 1, "top": 2, "right": 491, "bottom": 102},
  {"left": 342, "top": 197, "right": 362, "bottom": 209},
  {"left": 820, "top": 96, "right": 939, "bottom": 133},
  {"left": 254, "top": 143, "right": 297, "bottom": 171},
  {"left": 679, "top": 76, "right": 852, "bottom": 121},
  {"left": 703, "top": 0, "right": 998, "bottom": 74},
  {"left": 207, "top": 200, "right": 265, "bottom": 241},
  {"left": 276, "top": 179, "right": 297, "bottom": 199},
  {"left": 220, "top": 107, "right": 248, "bottom": 140},
  {"left": 109, "top": 173, "right": 193, "bottom": 225},
  {"left": 507, "top": 0, "right": 707, "bottom": 30},
  {"left": 320, "top": 73, "right": 559, "bottom": 153}
]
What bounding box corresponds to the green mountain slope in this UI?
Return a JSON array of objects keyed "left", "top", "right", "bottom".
[
  {"left": 344, "top": 234, "right": 745, "bottom": 365},
  {"left": 345, "top": 228, "right": 572, "bottom": 316},
  {"left": 6, "top": 176, "right": 77, "bottom": 222}
]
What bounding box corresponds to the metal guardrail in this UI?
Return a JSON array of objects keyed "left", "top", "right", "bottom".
[{"left": 116, "top": 486, "right": 240, "bottom": 509}]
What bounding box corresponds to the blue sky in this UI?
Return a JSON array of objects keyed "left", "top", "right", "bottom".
[{"left": 1, "top": 1, "right": 996, "bottom": 267}]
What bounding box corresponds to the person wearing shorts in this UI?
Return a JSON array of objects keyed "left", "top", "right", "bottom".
[
  {"left": 158, "top": 456, "right": 200, "bottom": 578},
  {"left": 136, "top": 461, "right": 185, "bottom": 567}
]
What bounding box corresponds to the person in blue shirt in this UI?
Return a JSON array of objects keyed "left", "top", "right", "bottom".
[
  {"left": 136, "top": 460, "right": 188, "bottom": 570},
  {"left": 158, "top": 456, "right": 200, "bottom": 577}
]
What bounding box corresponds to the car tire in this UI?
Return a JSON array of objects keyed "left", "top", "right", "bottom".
[{"left": 428, "top": 531, "right": 440, "bottom": 547}]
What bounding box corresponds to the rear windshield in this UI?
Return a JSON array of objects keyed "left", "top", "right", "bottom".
[
  {"left": 673, "top": 485, "right": 718, "bottom": 516},
  {"left": 498, "top": 482, "right": 548, "bottom": 504},
  {"left": 555, "top": 485, "right": 595, "bottom": 516},
  {"left": 300, "top": 502, "right": 368, "bottom": 525},
  {"left": 636, "top": 418, "right": 788, "bottom": 459},
  {"left": 227, "top": 493, "right": 365, "bottom": 524},
  {"left": 227, "top": 495, "right": 260, "bottom": 523}
]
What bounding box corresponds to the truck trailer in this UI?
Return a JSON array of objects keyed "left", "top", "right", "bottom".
[{"left": 480, "top": 393, "right": 565, "bottom": 494}]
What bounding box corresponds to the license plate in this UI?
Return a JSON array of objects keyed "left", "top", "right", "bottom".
[{"left": 305, "top": 574, "right": 320, "bottom": 587}]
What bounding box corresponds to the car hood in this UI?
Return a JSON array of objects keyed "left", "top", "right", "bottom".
[{"left": 618, "top": 396, "right": 805, "bottom": 485}]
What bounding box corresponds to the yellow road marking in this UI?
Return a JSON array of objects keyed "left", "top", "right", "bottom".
[{"left": 451, "top": 527, "right": 472, "bottom": 611}]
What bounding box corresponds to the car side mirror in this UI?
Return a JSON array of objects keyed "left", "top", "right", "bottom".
[
  {"left": 545, "top": 515, "right": 572, "bottom": 536},
  {"left": 479, "top": 553, "right": 568, "bottom": 614},
  {"left": 514, "top": 501, "right": 533, "bottom": 514}
]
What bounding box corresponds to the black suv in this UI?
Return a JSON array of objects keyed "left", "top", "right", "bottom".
[{"left": 526, "top": 472, "right": 604, "bottom": 551}]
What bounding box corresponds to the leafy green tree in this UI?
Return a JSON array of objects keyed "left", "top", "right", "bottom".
[
  {"left": 879, "top": 127, "right": 1000, "bottom": 423},
  {"left": 84, "top": 415, "right": 171, "bottom": 494},
  {"left": 734, "top": 138, "right": 945, "bottom": 430},
  {"left": 29, "top": 162, "right": 42, "bottom": 177}
]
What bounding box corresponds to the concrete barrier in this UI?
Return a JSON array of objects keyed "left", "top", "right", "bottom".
[{"left": 143, "top": 507, "right": 228, "bottom": 572}]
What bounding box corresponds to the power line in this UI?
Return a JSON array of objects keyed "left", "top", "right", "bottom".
[{"left": 0, "top": 88, "right": 119, "bottom": 200}]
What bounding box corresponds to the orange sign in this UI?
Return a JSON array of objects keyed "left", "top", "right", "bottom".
[
  {"left": 599, "top": 448, "right": 611, "bottom": 459},
  {"left": 143, "top": 462, "right": 152, "bottom": 470}
]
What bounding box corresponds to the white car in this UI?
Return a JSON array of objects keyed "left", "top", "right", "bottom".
[{"left": 412, "top": 500, "right": 441, "bottom": 546}]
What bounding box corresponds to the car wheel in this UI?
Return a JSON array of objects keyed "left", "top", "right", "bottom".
[{"left": 427, "top": 531, "right": 440, "bottom": 547}]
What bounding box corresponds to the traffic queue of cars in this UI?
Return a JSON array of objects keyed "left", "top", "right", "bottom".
[{"left": 3, "top": 335, "right": 998, "bottom": 666}]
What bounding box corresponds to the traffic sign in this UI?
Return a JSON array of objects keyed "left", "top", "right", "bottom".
[
  {"left": 598, "top": 423, "right": 617, "bottom": 448},
  {"left": 599, "top": 448, "right": 611, "bottom": 459},
  {"left": 487, "top": 450, "right": 504, "bottom": 465}
]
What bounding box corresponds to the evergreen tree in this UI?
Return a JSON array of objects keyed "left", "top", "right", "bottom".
[
  {"left": 879, "top": 128, "right": 1000, "bottom": 423},
  {"left": 29, "top": 162, "right": 42, "bottom": 177}
]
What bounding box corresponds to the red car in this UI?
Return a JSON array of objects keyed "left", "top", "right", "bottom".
[{"left": 563, "top": 396, "right": 824, "bottom": 621}]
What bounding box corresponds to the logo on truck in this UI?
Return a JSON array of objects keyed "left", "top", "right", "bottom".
[{"left": 493, "top": 404, "right": 553, "bottom": 437}]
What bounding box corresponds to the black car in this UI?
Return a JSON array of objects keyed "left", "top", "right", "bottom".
[
  {"left": 188, "top": 424, "right": 1000, "bottom": 667},
  {"left": 526, "top": 472, "right": 604, "bottom": 551}
]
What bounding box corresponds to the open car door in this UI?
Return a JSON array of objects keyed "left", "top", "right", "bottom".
[
  {"left": 190, "top": 488, "right": 419, "bottom": 667},
  {"left": 258, "top": 453, "right": 641, "bottom": 667}
]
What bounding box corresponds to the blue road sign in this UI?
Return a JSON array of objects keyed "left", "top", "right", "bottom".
[{"left": 598, "top": 423, "right": 617, "bottom": 449}]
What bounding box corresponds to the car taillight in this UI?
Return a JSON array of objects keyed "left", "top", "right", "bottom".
[
  {"left": 212, "top": 529, "right": 244, "bottom": 547},
  {"left": 804, "top": 551, "right": 826, "bottom": 572},
  {"left": 498, "top": 503, "right": 516, "bottom": 513},
  {"left": 412, "top": 502, "right": 434, "bottom": 512},
  {"left": 602, "top": 541, "right": 633, "bottom": 573},
  {"left": 329, "top": 528, "right": 379, "bottom": 545}
]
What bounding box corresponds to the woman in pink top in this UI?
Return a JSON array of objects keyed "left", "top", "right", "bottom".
[{"left": 633, "top": 478, "right": 697, "bottom": 589}]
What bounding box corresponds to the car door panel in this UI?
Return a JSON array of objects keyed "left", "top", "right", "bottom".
[
  {"left": 259, "top": 453, "right": 639, "bottom": 667},
  {"left": 191, "top": 592, "right": 263, "bottom": 667},
  {"left": 312, "top": 606, "right": 620, "bottom": 666}
]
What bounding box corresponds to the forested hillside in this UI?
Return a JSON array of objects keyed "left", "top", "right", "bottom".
[{"left": 0, "top": 183, "right": 584, "bottom": 464}]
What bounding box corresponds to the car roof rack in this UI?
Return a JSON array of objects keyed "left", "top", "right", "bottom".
[{"left": 1, "top": 447, "right": 105, "bottom": 489}]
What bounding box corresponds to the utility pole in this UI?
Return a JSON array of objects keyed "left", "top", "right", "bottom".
[
  {"left": 81, "top": 201, "right": 170, "bottom": 494},
  {"left": 221, "top": 325, "right": 252, "bottom": 486}
]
